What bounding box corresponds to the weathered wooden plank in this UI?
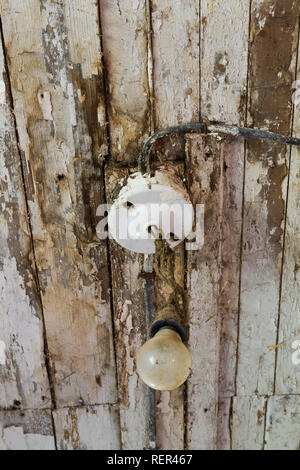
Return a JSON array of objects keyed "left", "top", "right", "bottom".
[
  {"left": 275, "top": 151, "right": 300, "bottom": 393},
  {"left": 218, "top": 137, "right": 245, "bottom": 397},
  {"left": 1, "top": 0, "right": 117, "bottom": 406},
  {"left": 185, "top": 134, "right": 222, "bottom": 450},
  {"left": 231, "top": 396, "right": 267, "bottom": 450},
  {"left": 151, "top": 0, "right": 199, "bottom": 127},
  {"left": 0, "top": 24, "right": 51, "bottom": 409},
  {"left": 237, "top": 0, "right": 300, "bottom": 396},
  {"left": 201, "top": 0, "right": 250, "bottom": 125},
  {"left": 155, "top": 389, "right": 183, "bottom": 450},
  {"left": 100, "top": 0, "right": 150, "bottom": 164},
  {"left": 199, "top": 3, "right": 250, "bottom": 448},
  {"left": 275, "top": 35, "right": 300, "bottom": 394},
  {"left": 154, "top": 225, "right": 185, "bottom": 450},
  {"left": 151, "top": 3, "right": 200, "bottom": 447},
  {"left": 105, "top": 165, "right": 151, "bottom": 450},
  {"left": 53, "top": 404, "right": 120, "bottom": 450},
  {"left": 0, "top": 410, "right": 55, "bottom": 450},
  {"left": 217, "top": 399, "right": 231, "bottom": 450},
  {"left": 217, "top": 137, "right": 245, "bottom": 448},
  {"left": 100, "top": 0, "right": 153, "bottom": 449},
  {"left": 264, "top": 395, "right": 300, "bottom": 450}
]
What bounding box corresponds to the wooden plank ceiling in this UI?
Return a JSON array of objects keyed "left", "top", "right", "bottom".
[{"left": 0, "top": 0, "right": 299, "bottom": 450}]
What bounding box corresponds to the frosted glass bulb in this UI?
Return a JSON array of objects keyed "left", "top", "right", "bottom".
[{"left": 136, "top": 328, "right": 192, "bottom": 391}]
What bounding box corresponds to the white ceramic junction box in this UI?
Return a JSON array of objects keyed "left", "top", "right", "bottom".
[{"left": 108, "top": 170, "right": 193, "bottom": 254}]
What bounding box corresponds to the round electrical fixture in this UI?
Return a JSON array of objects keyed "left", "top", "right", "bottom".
[
  {"left": 107, "top": 170, "right": 193, "bottom": 254},
  {"left": 136, "top": 328, "right": 192, "bottom": 391}
]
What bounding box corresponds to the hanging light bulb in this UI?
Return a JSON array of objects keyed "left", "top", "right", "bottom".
[
  {"left": 137, "top": 327, "right": 192, "bottom": 391},
  {"left": 106, "top": 169, "right": 193, "bottom": 390}
]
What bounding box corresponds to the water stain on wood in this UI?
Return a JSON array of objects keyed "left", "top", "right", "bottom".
[{"left": 248, "top": 0, "right": 299, "bottom": 131}]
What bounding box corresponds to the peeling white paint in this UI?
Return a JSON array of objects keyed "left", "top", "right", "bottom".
[
  {"left": 97, "top": 102, "right": 106, "bottom": 127},
  {"left": 0, "top": 257, "right": 48, "bottom": 408},
  {"left": 269, "top": 4, "right": 275, "bottom": 16},
  {"left": 0, "top": 426, "right": 54, "bottom": 451},
  {"left": 0, "top": 80, "right": 5, "bottom": 104},
  {"left": 232, "top": 397, "right": 266, "bottom": 450},
  {"left": 37, "top": 90, "right": 53, "bottom": 121},
  {"left": 128, "top": 374, "right": 138, "bottom": 411},
  {"left": 53, "top": 405, "right": 120, "bottom": 450},
  {"left": 186, "top": 135, "right": 221, "bottom": 450},
  {"left": 258, "top": 16, "right": 267, "bottom": 30},
  {"left": 100, "top": 0, "right": 150, "bottom": 162},
  {"left": 265, "top": 396, "right": 300, "bottom": 450},
  {"left": 64, "top": 0, "right": 104, "bottom": 80},
  {"left": 0, "top": 341, "right": 6, "bottom": 365},
  {"left": 1, "top": 0, "right": 299, "bottom": 452},
  {"left": 156, "top": 392, "right": 172, "bottom": 439},
  {"left": 152, "top": 0, "right": 199, "bottom": 127},
  {"left": 67, "top": 82, "right": 77, "bottom": 126},
  {"left": 0, "top": 32, "right": 51, "bottom": 409},
  {"left": 292, "top": 340, "right": 300, "bottom": 365},
  {"left": 200, "top": 0, "right": 250, "bottom": 125},
  {"left": 276, "top": 144, "right": 300, "bottom": 393}
]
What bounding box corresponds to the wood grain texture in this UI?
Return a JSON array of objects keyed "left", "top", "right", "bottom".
[
  {"left": 53, "top": 405, "right": 120, "bottom": 450},
  {"left": 154, "top": 228, "right": 185, "bottom": 450},
  {"left": 201, "top": 0, "right": 250, "bottom": 125},
  {"left": 218, "top": 139, "right": 245, "bottom": 397},
  {"left": 0, "top": 27, "right": 51, "bottom": 409},
  {"left": 217, "top": 137, "right": 245, "bottom": 447},
  {"left": 155, "top": 389, "right": 183, "bottom": 450},
  {"left": 276, "top": 149, "right": 300, "bottom": 393},
  {"left": 100, "top": 0, "right": 150, "bottom": 164},
  {"left": 236, "top": 0, "right": 300, "bottom": 396},
  {"left": 1, "top": 0, "right": 117, "bottom": 407},
  {"left": 100, "top": 0, "right": 153, "bottom": 449},
  {"left": 276, "top": 34, "right": 300, "bottom": 394},
  {"left": 151, "top": 2, "right": 200, "bottom": 447},
  {"left": 231, "top": 396, "right": 267, "bottom": 450},
  {"left": 0, "top": 409, "right": 55, "bottom": 450},
  {"left": 1, "top": 0, "right": 300, "bottom": 451},
  {"left": 264, "top": 395, "right": 300, "bottom": 450},
  {"left": 185, "top": 134, "right": 222, "bottom": 450},
  {"left": 151, "top": 0, "right": 199, "bottom": 127},
  {"left": 217, "top": 399, "right": 231, "bottom": 450},
  {"left": 198, "top": 2, "right": 250, "bottom": 449},
  {"left": 105, "top": 165, "right": 151, "bottom": 450}
]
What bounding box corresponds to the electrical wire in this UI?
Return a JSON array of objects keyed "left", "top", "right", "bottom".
[
  {"left": 143, "top": 255, "right": 156, "bottom": 449},
  {"left": 139, "top": 122, "right": 300, "bottom": 174},
  {"left": 138, "top": 120, "right": 300, "bottom": 441}
]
